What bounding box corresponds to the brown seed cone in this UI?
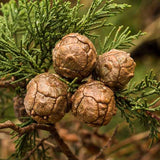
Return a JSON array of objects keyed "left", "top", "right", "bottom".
[
  {"left": 71, "top": 81, "right": 116, "bottom": 127},
  {"left": 13, "top": 96, "right": 29, "bottom": 122},
  {"left": 52, "top": 33, "right": 97, "bottom": 80},
  {"left": 95, "top": 49, "right": 136, "bottom": 89},
  {"left": 24, "top": 73, "right": 70, "bottom": 124}
]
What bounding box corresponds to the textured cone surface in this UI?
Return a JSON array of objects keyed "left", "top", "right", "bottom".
[
  {"left": 72, "top": 81, "right": 116, "bottom": 127},
  {"left": 95, "top": 49, "right": 136, "bottom": 89},
  {"left": 52, "top": 33, "right": 97, "bottom": 80},
  {"left": 14, "top": 96, "right": 28, "bottom": 122},
  {"left": 24, "top": 73, "right": 69, "bottom": 124}
]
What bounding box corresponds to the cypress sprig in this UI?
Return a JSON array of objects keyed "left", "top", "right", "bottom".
[
  {"left": 99, "top": 26, "right": 144, "bottom": 54},
  {"left": 115, "top": 71, "right": 160, "bottom": 140},
  {"left": 9, "top": 119, "right": 37, "bottom": 159},
  {"left": 76, "top": 0, "right": 131, "bottom": 33},
  {"left": 0, "top": 0, "right": 141, "bottom": 83}
]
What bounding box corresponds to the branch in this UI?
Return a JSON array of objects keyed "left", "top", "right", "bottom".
[
  {"left": 105, "top": 130, "right": 150, "bottom": 155},
  {"left": 0, "top": 80, "right": 14, "bottom": 88},
  {"left": 0, "top": 129, "right": 60, "bottom": 151},
  {"left": 0, "top": 130, "right": 60, "bottom": 152},
  {"left": 0, "top": 120, "right": 78, "bottom": 160},
  {"left": 36, "top": 137, "right": 60, "bottom": 151},
  {"left": 0, "top": 79, "right": 26, "bottom": 88},
  {"left": 146, "top": 111, "right": 160, "bottom": 121},
  {"left": 50, "top": 127, "right": 79, "bottom": 160},
  {"left": 95, "top": 126, "right": 118, "bottom": 160},
  {"left": 0, "top": 120, "right": 52, "bottom": 135},
  {"left": 140, "top": 142, "right": 160, "bottom": 160}
]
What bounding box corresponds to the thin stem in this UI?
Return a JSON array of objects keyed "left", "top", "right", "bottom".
[
  {"left": 105, "top": 131, "right": 151, "bottom": 155},
  {"left": 146, "top": 111, "right": 160, "bottom": 122},
  {"left": 95, "top": 126, "right": 118, "bottom": 160},
  {"left": 50, "top": 126, "right": 79, "bottom": 160},
  {"left": 0, "top": 79, "right": 14, "bottom": 88}
]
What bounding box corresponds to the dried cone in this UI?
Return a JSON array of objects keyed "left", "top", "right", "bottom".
[
  {"left": 72, "top": 81, "right": 116, "bottom": 127},
  {"left": 24, "top": 73, "right": 70, "bottom": 124},
  {"left": 52, "top": 33, "right": 97, "bottom": 80},
  {"left": 13, "top": 96, "right": 28, "bottom": 122},
  {"left": 95, "top": 49, "right": 136, "bottom": 89}
]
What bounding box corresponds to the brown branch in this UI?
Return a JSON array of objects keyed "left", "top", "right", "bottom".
[
  {"left": 0, "top": 120, "right": 78, "bottom": 160},
  {"left": 0, "top": 120, "right": 53, "bottom": 135},
  {"left": 140, "top": 142, "right": 160, "bottom": 160},
  {"left": 0, "top": 120, "right": 20, "bottom": 132},
  {"left": 0, "top": 79, "right": 15, "bottom": 88},
  {"left": 0, "top": 130, "right": 10, "bottom": 135},
  {"left": 146, "top": 111, "right": 160, "bottom": 121},
  {"left": 50, "top": 127, "right": 79, "bottom": 160},
  {"left": 105, "top": 130, "right": 150, "bottom": 155},
  {"left": 0, "top": 129, "right": 59, "bottom": 151},
  {"left": 36, "top": 137, "right": 60, "bottom": 151},
  {"left": 0, "top": 130, "right": 62, "bottom": 152},
  {"left": 95, "top": 126, "right": 118, "bottom": 160},
  {"left": 0, "top": 130, "right": 60, "bottom": 151},
  {"left": 0, "top": 78, "right": 26, "bottom": 88}
]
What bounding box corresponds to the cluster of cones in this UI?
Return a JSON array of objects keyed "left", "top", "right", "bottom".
[{"left": 22, "top": 33, "right": 136, "bottom": 127}]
